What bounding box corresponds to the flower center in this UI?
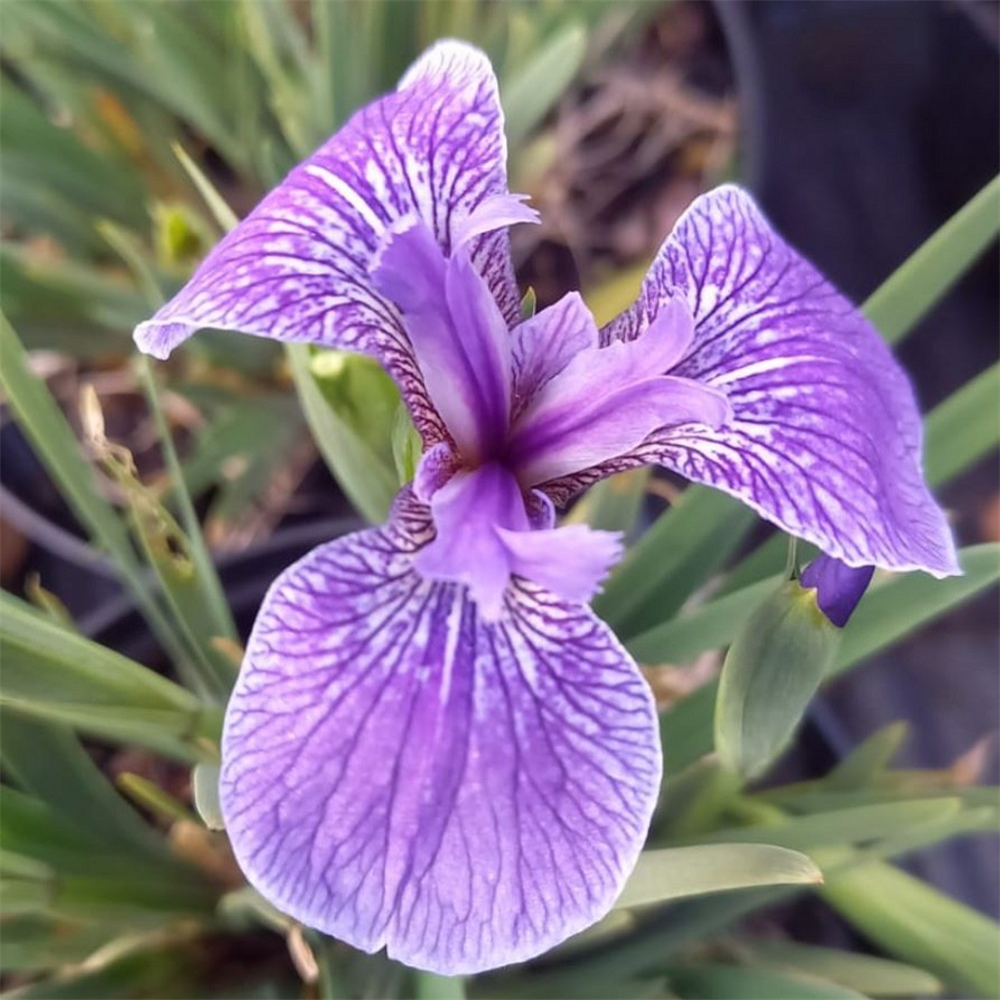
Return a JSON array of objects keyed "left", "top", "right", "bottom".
[{"left": 372, "top": 213, "right": 731, "bottom": 618}]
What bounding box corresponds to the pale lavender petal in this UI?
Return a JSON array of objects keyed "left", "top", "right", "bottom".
[
  {"left": 497, "top": 525, "right": 624, "bottom": 605},
  {"left": 134, "top": 41, "right": 518, "bottom": 443},
  {"left": 453, "top": 192, "right": 540, "bottom": 248},
  {"left": 415, "top": 464, "right": 624, "bottom": 616},
  {"left": 416, "top": 465, "right": 529, "bottom": 620},
  {"left": 800, "top": 555, "right": 874, "bottom": 627},
  {"left": 511, "top": 292, "right": 599, "bottom": 418},
  {"left": 371, "top": 220, "right": 511, "bottom": 457},
  {"left": 508, "top": 312, "right": 732, "bottom": 484},
  {"left": 220, "top": 496, "right": 661, "bottom": 975},
  {"left": 577, "top": 185, "right": 958, "bottom": 576}
]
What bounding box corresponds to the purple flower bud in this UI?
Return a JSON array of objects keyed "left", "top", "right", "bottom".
[{"left": 800, "top": 555, "right": 875, "bottom": 627}]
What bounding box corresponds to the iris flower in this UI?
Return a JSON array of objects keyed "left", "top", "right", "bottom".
[{"left": 135, "top": 42, "right": 958, "bottom": 974}]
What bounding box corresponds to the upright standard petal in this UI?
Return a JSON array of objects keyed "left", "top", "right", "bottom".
[
  {"left": 507, "top": 302, "right": 731, "bottom": 486},
  {"left": 510, "top": 292, "right": 599, "bottom": 419},
  {"left": 134, "top": 41, "right": 519, "bottom": 442},
  {"left": 593, "top": 185, "right": 958, "bottom": 576},
  {"left": 220, "top": 495, "right": 661, "bottom": 974},
  {"left": 371, "top": 220, "right": 511, "bottom": 458}
]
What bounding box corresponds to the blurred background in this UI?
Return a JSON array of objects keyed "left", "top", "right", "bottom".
[{"left": 1, "top": 0, "right": 997, "bottom": 996}]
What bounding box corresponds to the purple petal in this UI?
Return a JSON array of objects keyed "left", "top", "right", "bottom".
[
  {"left": 800, "top": 555, "right": 874, "bottom": 627},
  {"left": 592, "top": 185, "right": 959, "bottom": 577},
  {"left": 371, "top": 220, "right": 511, "bottom": 458},
  {"left": 220, "top": 497, "right": 661, "bottom": 974},
  {"left": 415, "top": 465, "right": 529, "bottom": 620},
  {"left": 415, "top": 465, "right": 626, "bottom": 619},
  {"left": 497, "top": 525, "right": 623, "bottom": 605},
  {"left": 134, "top": 41, "right": 518, "bottom": 443},
  {"left": 414, "top": 442, "right": 459, "bottom": 503},
  {"left": 507, "top": 306, "right": 731, "bottom": 485},
  {"left": 511, "top": 292, "right": 599, "bottom": 418},
  {"left": 453, "top": 192, "right": 540, "bottom": 249}
]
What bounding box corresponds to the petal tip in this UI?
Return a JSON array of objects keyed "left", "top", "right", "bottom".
[
  {"left": 133, "top": 318, "right": 193, "bottom": 360},
  {"left": 397, "top": 38, "right": 494, "bottom": 93}
]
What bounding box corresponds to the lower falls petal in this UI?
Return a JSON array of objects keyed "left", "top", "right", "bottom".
[{"left": 220, "top": 499, "right": 662, "bottom": 975}]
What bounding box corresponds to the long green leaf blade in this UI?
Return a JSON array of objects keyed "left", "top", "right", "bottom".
[
  {"left": 596, "top": 486, "right": 757, "bottom": 637},
  {"left": 666, "top": 964, "right": 865, "bottom": 999},
  {"left": 616, "top": 843, "right": 822, "bottom": 910},
  {"left": 866, "top": 174, "right": 1000, "bottom": 345},
  {"left": 822, "top": 860, "right": 1000, "bottom": 998},
  {"left": 740, "top": 940, "right": 942, "bottom": 997},
  {"left": 0, "top": 713, "right": 169, "bottom": 862},
  {"left": 288, "top": 344, "right": 398, "bottom": 523},
  {"left": 923, "top": 361, "right": 1000, "bottom": 486},
  {"left": 0, "top": 312, "right": 186, "bottom": 665},
  {"left": 0, "top": 594, "right": 218, "bottom": 758}
]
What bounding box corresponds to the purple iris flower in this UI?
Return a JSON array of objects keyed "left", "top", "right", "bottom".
[{"left": 134, "top": 42, "right": 958, "bottom": 973}]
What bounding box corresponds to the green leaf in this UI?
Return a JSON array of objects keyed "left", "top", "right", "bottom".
[
  {"left": 0, "top": 876, "right": 52, "bottom": 918},
  {"left": 0, "top": 712, "right": 170, "bottom": 862},
  {"left": 616, "top": 844, "right": 822, "bottom": 909},
  {"left": 1, "top": 937, "right": 210, "bottom": 998},
  {"left": 596, "top": 486, "right": 758, "bottom": 638},
  {"left": 0, "top": 312, "right": 188, "bottom": 668},
  {"left": 0, "top": 81, "right": 145, "bottom": 234},
  {"left": 717, "top": 534, "right": 817, "bottom": 601},
  {"left": 0, "top": 244, "right": 143, "bottom": 356},
  {"left": 833, "top": 806, "right": 1000, "bottom": 870},
  {"left": 627, "top": 577, "right": 777, "bottom": 665},
  {"left": 136, "top": 355, "right": 239, "bottom": 659},
  {"left": 836, "top": 545, "right": 1000, "bottom": 669},
  {"left": 740, "top": 940, "right": 941, "bottom": 997},
  {"left": 288, "top": 344, "right": 399, "bottom": 523},
  {"left": 667, "top": 964, "right": 866, "bottom": 999},
  {"left": 715, "top": 582, "right": 840, "bottom": 779},
  {"left": 237, "top": 0, "right": 315, "bottom": 160},
  {"left": 0, "top": 917, "right": 110, "bottom": 973},
  {"left": 866, "top": 175, "right": 1000, "bottom": 345},
  {"left": 764, "top": 783, "right": 999, "bottom": 814},
  {"left": 501, "top": 21, "right": 587, "bottom": 143},
  {"left": 392, "top": 401, "right": 424, "bottom": 486},
  {"left": 0, "top": 593, "right": 218, "bottom": 759},
  {"left": 584, "top": 261, "right": 650, "bottom": 327},
  {"left": 415, "top": 972, "right": 467, "bottom": 1000},
  {"left": 486, "top": 888, "right": 790, "bottom": 1000},
  {"left": 697, "top": 799, "right": 963, "bottom": 852},
  {"left": 117, "top": 774, "right": 196, "bottom": 826},
  {"left": 171, "top": 140, "right": 240, "bottom": 232},
  {"left": 822, "top": 860, "right": 1000, "bottom": 998},
  {"left": 3, "top": 0, "right": 252, "bottom": 174},
  {"left": 923, "top": 361, "right": 1000, "bottom": 486},
  {"left": 654, "top": 758, "right": 743, "bottom": 841},
  {"left": 567, "top": 469, "right": 651, "bottom": 536},
  {"left": 78, "top": 388, "right": 234, "bottom": 699},
  {"left": 0, "top": 788, "right": 217, "bottom": 928},
  {"left": 824, "top": 722, "right": 909, "bottom": 790}
]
